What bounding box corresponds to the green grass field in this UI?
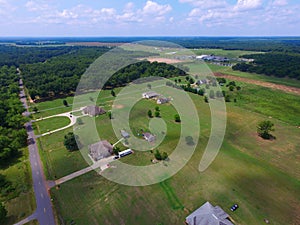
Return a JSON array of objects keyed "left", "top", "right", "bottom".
[
  {"left": 32, "top": 85, "right": 300, "bottom": 225},
  {"left": 34, "top": 116, "right": 71, "bottom": 134}
]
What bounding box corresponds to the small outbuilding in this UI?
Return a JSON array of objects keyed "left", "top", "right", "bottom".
[
  {"left": 82, "top": 105, "right": 106, "bottom": 117},
  {"left": 120, "top": 130, "right": 130, "bottom": 139},
  {"left": 185, "top": 201, "right": 234, "bottom": 225},
  {"left": 88, "top": 140, "right": 113, "bottom": 161}
]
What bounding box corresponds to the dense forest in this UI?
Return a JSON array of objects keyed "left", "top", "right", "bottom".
[
  {"left": 233, "top": 52, "right": 300, "bottom": 80},
  {"left": 0, "top": 66, "right": 28, "bottom": 165},
  {"left": 20, "top": 47, "right": 109, "bottom": 100}
]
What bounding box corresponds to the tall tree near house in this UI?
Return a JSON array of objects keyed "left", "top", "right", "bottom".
[
  {"left": 64, "top": 132, "right": 79, "bottom": 151},
  {"left": 111, "top": 89, "right": 116, "bottom": 97},
  {"left": 148, "top": 110, "right": 153, "bottom": 118},
  {"left": 63, "top": 99, "right": 68, "bottom": 107}
]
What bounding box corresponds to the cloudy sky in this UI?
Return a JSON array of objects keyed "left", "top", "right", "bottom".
[{"left": 0, "top": 0, "right": 299, "bottom": 36}]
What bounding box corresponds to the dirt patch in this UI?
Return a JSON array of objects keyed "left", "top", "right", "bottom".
[
  {"left": 143, "top": 57, "right": 185, "bottom": 64},
  {"left": 214, "top": 73, "right": 300, "bottom": 95},
  {"left": 112, "top": 104, "right": 125, "bottom": 109}
]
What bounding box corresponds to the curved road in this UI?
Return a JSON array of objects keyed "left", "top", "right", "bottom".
[{"left": 17, "top": 78, "right": 56, "bottom": 225}]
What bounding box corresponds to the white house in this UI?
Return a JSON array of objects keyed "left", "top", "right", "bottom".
[{"left": 142, "top": 91, "right": 159, "bottom": 99}]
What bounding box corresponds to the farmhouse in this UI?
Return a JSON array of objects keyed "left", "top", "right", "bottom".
[
  {"left": 88, "top": 140, "right": 113, "bottom": 161},
  {"left": 82, "top": 105, "right": 106, "bottom": 117},
  {"left": 185, "top": 202, "right": 234, "bottom": 225},
  {"left": 157, "top": 97, "right": 170, "bottom": 104},
  {"left": 143, "top": 132, "right": 156, "bottom": 142},
  {"left": 142, "top": 91, "right": 159, "bottom": 99}
]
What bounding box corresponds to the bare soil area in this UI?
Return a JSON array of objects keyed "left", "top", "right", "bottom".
[{"left": 214, "top": 73, "right": 300, "bottom": 95}]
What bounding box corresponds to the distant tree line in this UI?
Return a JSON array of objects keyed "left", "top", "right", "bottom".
[
  {"left": 105, "top": 61, "right": 186, "bottom": 88},
  {"left": 233, "top": 52, "right": 300, "bottom": 80},
  {"left": 0, "top": 45, "right": 80, "bottom": 67}
]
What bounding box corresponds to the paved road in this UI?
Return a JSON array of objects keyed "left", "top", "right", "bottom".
[{"left": 17, "top": 78, "right": 56, "bottom": 225}]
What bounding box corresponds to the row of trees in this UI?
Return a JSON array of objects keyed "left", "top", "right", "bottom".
[{"left": 233, "top": 52, "right": 300, "bottom": 80}]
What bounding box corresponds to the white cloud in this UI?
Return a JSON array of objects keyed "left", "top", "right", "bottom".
[
  {"left": 142, "top": 1, "right": 172, "bottom": 16},
  {"left": 25, "top": 0, "right": 52, "bottom": 12},
  {"left": 233, "top": 0, "right": 263, "bottom": 11},
  {"left": 271, "top": 0, "right": 288, "bottom": 6},
  {"left": 179, "top": 0, "right": 228, "bottom": 9}
]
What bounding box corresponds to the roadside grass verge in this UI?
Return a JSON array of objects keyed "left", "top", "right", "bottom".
[{"left": 0, "top": 147, "right": 35, "bottom": 225}]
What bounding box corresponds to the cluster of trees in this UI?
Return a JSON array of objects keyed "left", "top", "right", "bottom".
[
  {"left": 154, "top": 150, "right": 168, "bottom": 161},
  {"left": 0, "top": 66, "right": 28, "bottom": 165},
  {"left": 233, "top": 53, "right": 300, "bottom": 80},
  {"left": 148, "top": 106, "right": 161, "bottom": 118},
  {"left": 20, "top": 47, "right": 109, "bottom": 100}
]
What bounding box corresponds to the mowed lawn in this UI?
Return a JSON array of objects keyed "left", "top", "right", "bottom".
[
  {"left": 33, "top": 86, "right": 300, "bottom": 225},
  {"left": 33, "top": 116, "right": 71, "bottom": 134}
]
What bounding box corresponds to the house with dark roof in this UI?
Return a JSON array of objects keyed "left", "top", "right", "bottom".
[
  {"left": 185, "top": 202, "right": 234, "bottom": 225},
  {"left": 82, "top": 105, "right": 106, "bottom": 117},
  {"left": 88, "top": 140, "right": 113, "bottom": 161},
  {"left": 143, "top": 132, "right": 156, "bottom": 142}
]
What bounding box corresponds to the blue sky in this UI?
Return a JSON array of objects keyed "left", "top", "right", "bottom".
[{"left": 0, "top": 0, "right": 299, "bottom": 36}]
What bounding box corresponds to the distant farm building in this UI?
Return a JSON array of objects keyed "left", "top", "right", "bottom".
[
  {"left": 142, "top": 91, "right": 159, "bottom": 99},
  {"left": 82, "top": 105, "right": 106, "bottom": 117},
  {"left": 88, "top": 140, "right": 113, "bottom": 161},
  {"left": 143, "top": 132, "right": 156, "bottom": 142},
  {"left": 185, "top": 201, "right": 234, "bottom": 225},
  {"left": 157, "top": 97, "right": 170, "bottom": 104}
]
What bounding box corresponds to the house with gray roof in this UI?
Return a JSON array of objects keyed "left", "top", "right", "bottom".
[
  {"left": 120, "top": 130, "right": 130, "bottom": 139},
  {"left": 82, "top": 105, "right": 106, "bottom": 117},
  {"left": 157, "top": 97, "right": 170, "bottom": 104},
  {"left": 186, "top": 202, "right": 234, "bottom": 225},
  {"left": 88, "top": 140, "right": 113, "bottom": 161}
]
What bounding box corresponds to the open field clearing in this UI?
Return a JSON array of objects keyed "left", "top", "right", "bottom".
[
  {"left": 33, "top": 86, "right": 300, "bottom": 225},
  {"left": 192, "top": 48, "right": 263, "bottom": 58}
]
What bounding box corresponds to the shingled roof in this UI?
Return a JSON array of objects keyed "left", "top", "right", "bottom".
[{"left": 186, "top": 202, "right": 234, "bottom": 225}]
